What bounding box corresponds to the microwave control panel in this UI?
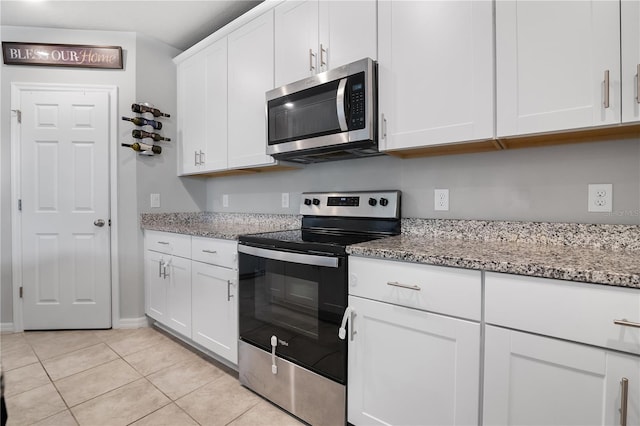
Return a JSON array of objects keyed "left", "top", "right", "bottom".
[{"left": 348, "top": 72, "right": 366, "bottom": 130}]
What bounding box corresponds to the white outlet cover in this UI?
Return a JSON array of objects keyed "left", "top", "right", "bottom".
[
  {"left": 434, "top": 189, "right": 449, "bottom": 211},
  {"left": 281, "top": 192, "right": 289, "bottom": 208},
  {"left": 150, "top": 193, "right": 160, "bottom": 208},
  {"left": 588, "top": 184, "right": 612, "bottom": 213},
  {"left": 222, "top": 194, "right": 229, "bottom": 208}
]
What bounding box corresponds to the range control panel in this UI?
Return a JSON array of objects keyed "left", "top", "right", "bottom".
[{"left": 300, "top": 191, "right": 401, "bottom": 219}]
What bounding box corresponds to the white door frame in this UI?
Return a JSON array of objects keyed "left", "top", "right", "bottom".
[{"left": 10, "top": 82, "right": 120, "bottom": 331}]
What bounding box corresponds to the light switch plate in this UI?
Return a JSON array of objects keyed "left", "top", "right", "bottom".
[{"left": 150, "top": 193, "right": 160, "bottom": 208}]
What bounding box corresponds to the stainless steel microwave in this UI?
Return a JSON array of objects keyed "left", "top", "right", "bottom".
[{"left": 266, "top": 58, "right": 379, "bottom": 164}]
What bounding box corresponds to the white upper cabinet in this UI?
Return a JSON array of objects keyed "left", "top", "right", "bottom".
[
  {"left": 177, "top": 38, "right": 228, "bottom": 175},
  {"left": 227, "top": 11, "right": 276, "bottom": 169},
  {"left": 275, "top": 0, "right": 376, "bottom": 87},
  {"left": 622, "top": 0, "right": 640, "bottom": 124},
  {"left": 378, "top": 0, "right": 494, "bottom": 152},
  {"left": 496, "top": 0, "right": 621, "bottom": 137}
]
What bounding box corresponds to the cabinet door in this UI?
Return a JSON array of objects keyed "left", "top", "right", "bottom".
[
  {"left": 275, "top": 0, "right": 319, "bottom": 87},
  {"left": 348, "top": 296, "right": 480, "bottom": 426},
  {"left": 144, "top": 250, "right": 166, "bottom": 322},
  {"left": 228, "top": 11, "right": 276, "bottom": 170},
  {"left": 165, "top": 255, "right": 192, "bottom": 338},
  {"left": 318, "top": 0, "right": 377, "bottom": 73},
  {"left": 496, "top": 1, "right": 620, "bottom": 136},
  {"left": 202, "top": 39, "right": 228, "bottom": 171},
  {"left": 192, "top": 261, "right": 238, "bottom": 364},
  {"left": 177, "top": 54, "right": 206, "bottom": 175},
  {"left": 484, "top": 326, "right": 640, "bottom": 426},
  {"left": 378, "top": 0, "right": 494, "bottom": 151},
  {"left": 622, "top": 0, "right": 640, "bottom": 124}
]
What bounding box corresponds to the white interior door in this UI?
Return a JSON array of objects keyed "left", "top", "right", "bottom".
[{"left": 19, "top": 89, "right": 112, "bottom": 330}]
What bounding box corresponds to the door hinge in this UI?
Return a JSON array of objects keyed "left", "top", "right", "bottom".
[
  {"left": 12, "top": 109, "right": 21, "bottom": 123},
  {"left": 18, "top": 199, "right": 22, "bottom": 211},
  {"left": 19, "top": 286, "right": 23, "bottom": 298}
]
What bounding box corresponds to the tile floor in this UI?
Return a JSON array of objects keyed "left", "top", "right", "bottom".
[{"left": 0, "top": 327, "right": 305, "bottom": 426}]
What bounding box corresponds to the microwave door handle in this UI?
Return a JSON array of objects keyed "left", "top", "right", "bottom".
[{"left": 336, "top": 77, "right": 348, "bottom": 131}]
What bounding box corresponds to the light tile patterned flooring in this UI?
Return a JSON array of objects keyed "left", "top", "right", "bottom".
[{"left": 0, "top": 327, "right": 304, "bottom": 426}]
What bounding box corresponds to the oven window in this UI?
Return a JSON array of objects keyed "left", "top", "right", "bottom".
[{"left": 239, "top": 251, "right": 347, "bottom": 383}]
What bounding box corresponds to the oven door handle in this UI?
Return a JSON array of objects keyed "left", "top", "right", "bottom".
[{"left": 238, "top": 245, "right": 339, "bottom": 268}]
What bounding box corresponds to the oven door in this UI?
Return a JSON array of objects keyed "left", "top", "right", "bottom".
[{"left": 238, "top": 244, "right": 347, "bottom": 384}]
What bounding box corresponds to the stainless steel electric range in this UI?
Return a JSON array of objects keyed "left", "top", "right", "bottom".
[{"left": 237, "top": 190, "right": 401, "bottom": 426}]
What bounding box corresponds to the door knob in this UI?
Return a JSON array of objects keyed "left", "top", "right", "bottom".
[{"left": 94, "top": 219, "right": 105, "bottom": 227}]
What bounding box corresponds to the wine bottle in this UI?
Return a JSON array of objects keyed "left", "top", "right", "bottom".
[
  {"left": 121, "top": 142, "right": 162, "bottom": 154},
  {"left": 131, "top": 103, "right": 170, "bottom": 118},
  {"left": 121, "top": 116, "right": 162, "bottom": 130},
  {"left": 132, "top": 129, "right": 171, "bottom": 142}
]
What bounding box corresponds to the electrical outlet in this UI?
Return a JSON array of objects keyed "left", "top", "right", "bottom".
[
  {"left": 588, "top": 184, "right": 612, "bottom": 212},
  {"left": 150, "top": 193, "right": 160, "bottom": 208},
  {"left": 281, "top": 192, "right": 289, "bottom": 208},
  {"left": 222, "top": 194, "right": 229, "bottom": 208},
  {"left": 434, "top": 189, "right": 449, "bottom": 211}
]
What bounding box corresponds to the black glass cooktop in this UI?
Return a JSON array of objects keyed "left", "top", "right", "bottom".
[{"left": 238, "top": 228, "right": 386, "bottom": 255}]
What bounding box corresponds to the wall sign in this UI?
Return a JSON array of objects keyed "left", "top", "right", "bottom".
[{"left": 2, "top": 42, "right": 123, "bottom": 69}]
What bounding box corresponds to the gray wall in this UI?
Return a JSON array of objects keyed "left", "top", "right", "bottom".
[{"left": 207, "top": 138, "right": 640, "bottom": 225}]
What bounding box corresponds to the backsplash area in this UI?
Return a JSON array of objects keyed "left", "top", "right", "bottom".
[{"left": 206, "top": 138, "right": 640, "bottom": 225}]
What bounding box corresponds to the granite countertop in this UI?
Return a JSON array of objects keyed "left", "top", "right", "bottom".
[
  {"left": 347, "top": 219, "right": 640, "bottom": 289},
  {"left": 141, "top": 213, "right": 640, "bottom": 289},
  {"left": 140, "top": 212, "right": 300, "bottom": 240}
]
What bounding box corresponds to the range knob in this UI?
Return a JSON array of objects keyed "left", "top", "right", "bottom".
[
  {"left": 312, "top": 198, "right": 321, "bottom": 206},
  {"left": 304, "top": 198, "right": 312, "bottom": 206},
  {"left": 379, "top": 197, "right": 389, "bottom": 207},
  {"left": 368, "top": 197, "right": 377, "bottom": 207}
]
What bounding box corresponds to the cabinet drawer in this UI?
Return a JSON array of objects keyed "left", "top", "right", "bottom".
[
  {"left": 145, "top": 230, "right": 191, "bottom": 258},
  {"left": 349, "top": 256, "right": 481, "bottom": 321},
  {"left": 191, "top": 236, "right": 237, "bottom": 269},
  {"left": 485, "top": 272, "right": 640, "bottom": 355}
]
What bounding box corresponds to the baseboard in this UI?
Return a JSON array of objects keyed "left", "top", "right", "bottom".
[
  {"left": 1, "top": 323, "right": 15, "bottom": 333},
  {"left": 116, "top": 316, "right": 149, "bottom": 329}
]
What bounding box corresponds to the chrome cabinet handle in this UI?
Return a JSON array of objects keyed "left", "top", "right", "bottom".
[
  {"left": 636, "top": 64, "right": 640, "bottom": 104},
  {"left": 157, "top": 241, "right": 169, "bottom": 245},
  {"left": 620, "top": 378, "right": 629, "bottom": 426},
  {"left": 387, "top": 281, "right": 421, "bottom": 291},
  {"left": 94, "top": 219, "right": 105, "bottom": 227},
  {"left": 320, "top": 43, "right": 327, "bottom": 67},
  {"left": 382, "top": 113, "right": 387, "bottom": 140},
  {"left": 158, "top": 260, "right": 162, "bottom": 278},
  {"left": 309, "top": 48, "right": 316, "bottom": 72},
  {"left": 194, "top": 150, "right": 199, "bottom": 166},
  {"left": 202, "top": 249, "right": 217, "bottom": 254},
  {"left": 614, "top": 319, "right": 640, "bottom": 328},
  {"left": 227, "top": 280, "right": 233, "bottom": 301},
  {"left": 199, "top": 150, "right": 205, "bottom": 165},
  {"left": 604, "top": 70, "right": 610, "bottom": 108}
]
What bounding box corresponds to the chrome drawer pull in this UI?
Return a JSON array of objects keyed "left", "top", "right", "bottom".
[
  {"left": 202, "top": 249, "right": 217, "bottom": 254},
  {"left": 387, "top": 281, "right": 421, "bottom": 291},
  {"left": 604, "top": 69, "right": 610, "bottom": 108},
  {"left": 614, "top": 319, "right": 640, "bottom": 328},
  {"left": 157, "top": 241, "right": 170, "bottom": 245}
]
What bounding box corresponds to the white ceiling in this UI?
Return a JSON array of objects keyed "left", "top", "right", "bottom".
[{"left": 0, "top": 0, "right": 263, "bottom": 51}]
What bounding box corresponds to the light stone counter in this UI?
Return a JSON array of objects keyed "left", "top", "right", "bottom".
[
  {"left": 140, "top": 212, "right": 300, "bottom": 240},
  {"left": 347, "top": 219, "right": 640, "bottom": 288}
]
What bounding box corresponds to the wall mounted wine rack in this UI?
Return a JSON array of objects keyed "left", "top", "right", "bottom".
[{"left": 121, "top": 102, "right": 171, "bottom": 156}]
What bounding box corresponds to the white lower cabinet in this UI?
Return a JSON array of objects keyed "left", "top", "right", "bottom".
[
  {"left": 348, "top": 257, "right": 481, "bottom": 425},
  {"left": 484, "top": 325, "right": 640, "bottom": 426},
  {"left": 192, "top": 261, "right": 238, "bottom": 364},
  {"left": 484, "top": 272, "right": 640, "bottom": 426},
  {"left": 144, "top": 230, "right": 238, "bottom": 366}
]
